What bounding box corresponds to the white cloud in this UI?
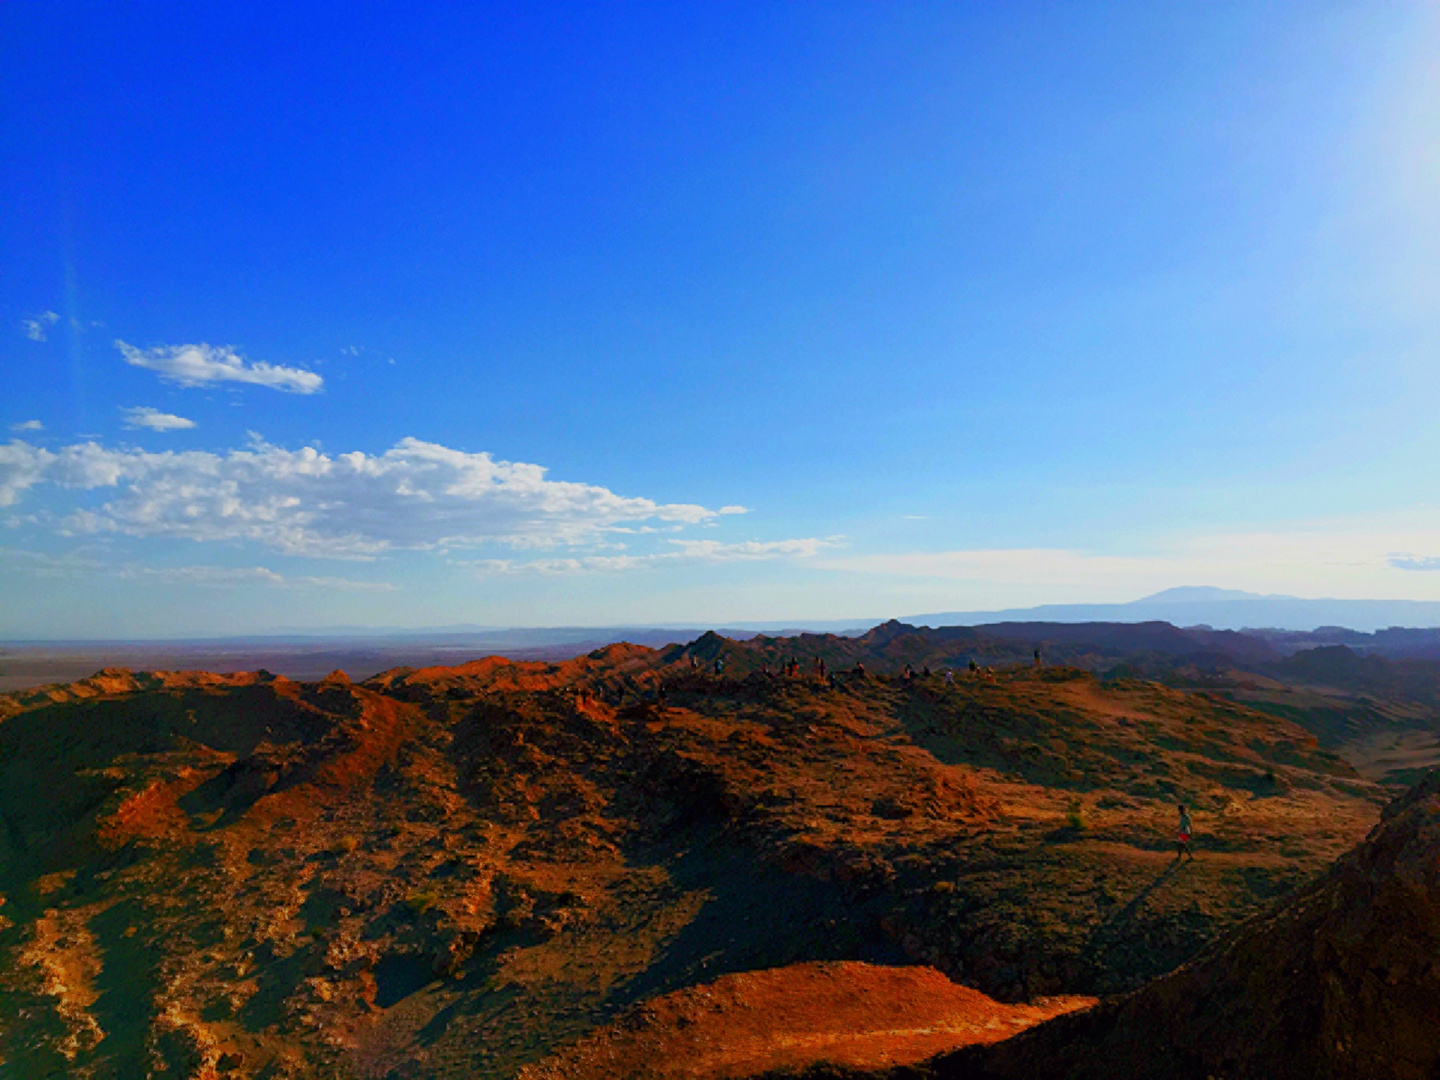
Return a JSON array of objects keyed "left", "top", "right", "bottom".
[
  {"left": 121, "top": 406, "right": 197, "bottom": 432},
  {"left": 1391, "top": 555, "right": 1440, "bottom": 571},
  {"left": 117, "top": 341, "right": 324, "bottom": 394},
  {"left": 719, "top": 505, "right": 749, "bottom": 515},
  {"left": 0, "top": 436, "right": 725, "bottom": 556},
  {"left": 120, "top": 565, "right": 395, "bottom": 591},
  {"left": 0, "top": 547, "right": 105, "bottom": 578},
  {"left": 667, "top": 538, "right": 838, "bottom": 560},
  {"left": 21, "top": 311, "right": 59, "bottom": 341},
  {"left": 128, "top": 564, "right": 287, "bottom": 586},
  {"left": 467, "top": 537, "right": 840, "bottom": 575},
  {"left": 0, "top": 441, "right": 56, "bottom": 508},
  {"left": 10, "top": 420, "right": 43, "bottom": 433},
  {"left": 467, "top": 556, "right": 644, "bottom": 575},
  {"left": 287, "top": 574, "right": 398, "bottom": 591},
  {"left": 0, "top": 548, "right": 393, "bottom": 591}
]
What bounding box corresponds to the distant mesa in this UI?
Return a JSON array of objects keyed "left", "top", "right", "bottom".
[
  {"left": 1132, "top": 585, "right": 1274, "bottom": 603},
  {"left": 906, "top": 585, "right": 1440, "bottom": 633}
]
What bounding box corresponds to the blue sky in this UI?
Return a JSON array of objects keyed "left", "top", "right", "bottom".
[{"left": 3, "top": 1, "right": 1439, "bottom": 637}]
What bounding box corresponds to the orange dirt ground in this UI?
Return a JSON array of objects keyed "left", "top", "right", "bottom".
[{"left": 522, "top": 961, "right": 1094, "bottom": 1079}]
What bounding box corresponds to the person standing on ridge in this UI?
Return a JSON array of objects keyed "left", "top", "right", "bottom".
[{"left": 1177, "top": 804, "right": 1194, "bottom": 860}]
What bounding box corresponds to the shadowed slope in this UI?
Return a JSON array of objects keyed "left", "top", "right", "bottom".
[{"left": 930, "top": 769, "right": 1440, "bottom": 1080}]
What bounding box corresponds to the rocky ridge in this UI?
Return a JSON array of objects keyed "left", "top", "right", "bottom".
[{"left": 0, "top": 633, "right": 1392, "bottom": 1078}]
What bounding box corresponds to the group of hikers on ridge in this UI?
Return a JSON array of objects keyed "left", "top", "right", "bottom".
[{"left": 685, "top": 650, "right": 1020, "bottom": 685}]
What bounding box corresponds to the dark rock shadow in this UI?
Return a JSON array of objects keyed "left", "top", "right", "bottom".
[{"left": 88, "top": 898, "right": 167, "bottom": 1075}]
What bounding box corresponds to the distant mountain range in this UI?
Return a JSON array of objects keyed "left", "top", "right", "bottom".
[
  {"left": 10, "top": 587, "right": 1440, "bottom": 649},
  {"left": 904, "top": 586, "right": 1440, "bottom": 634},
  {"left": 256, "top": 587, "right": 1440, "bottom": 639}
]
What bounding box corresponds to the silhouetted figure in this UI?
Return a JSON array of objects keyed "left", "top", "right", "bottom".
[
  {"left": 903, "top": 664, "right": 913, "bottom": 681},
  {"left": 944, "top": 669, "right": 954, "bottom": 685},
  {"left": 713, "top": 657, "right": 725, "bottom": 675},
  {"left": 1177, "top": 804, "right": 1194, "bottom": 860},
  {"left": 853, "top": 661, "right": 866, "bottom": 677},
  {"left": 1034, "top": 646, "right": 1043, "bottom": 669},
  {"left": 922, "top": 666, "right": 931, "bottom": 678},
  {"left": 968, "top": 659, "right": 979, "bottom": 676}
]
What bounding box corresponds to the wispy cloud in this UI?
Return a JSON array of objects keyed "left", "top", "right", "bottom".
[
  {"left": 1390, "top": 555, "right": 1440, "bottom": 571},
  {"left": 121, "top": 406, "right": 196, "bottom": 432},
  {"left": 467, "top": 536, "right": 840, "bottom": 575},
  {"left": 10, "top": 420, "right": 43, "bottom": 433},
  {"left": 0, "top": 436, "right": 726, "bottom": 556},
  {"left": 21, "top": 311, "right": 59, "bottom": 341},
  {"left": 119, "top": 565, "right": 395, "bottom": 590},
  {"left": 668, "top": 538, "right": 838, "bottom": 560},
  {"left": 117, "top": 341, "right": 324, "bottom": 394},
  {"left": 818, "top": 519, "right": 1440, "bottom": 603},
  {"left": 0, "top": 547, "right": 105, "bottom": 578},
  {"left": 467, "top": 555, "right": 645, "bottom": 575},
  {"left": 0, "top": 547, "right": 393, "bottom": 590}
]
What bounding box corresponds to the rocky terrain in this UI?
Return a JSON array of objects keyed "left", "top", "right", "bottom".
[
  {"left": 0, "top": 627, "right": 1409, "bottom": 1078},
  {"left": 837, "top": 766, "right": 1440, "bottom": 1079}
]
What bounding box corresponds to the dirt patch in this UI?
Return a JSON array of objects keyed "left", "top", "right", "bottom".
[{"left": 521, "top": 961, "right": 1093, "bottom": 1079}]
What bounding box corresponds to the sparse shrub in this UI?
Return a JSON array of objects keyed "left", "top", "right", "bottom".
[
  {"left": 405, "top": 889, "right": 441, "bottom": 915},
  {"left": 1065, "top": 798, "right": 1087, "bottom": 831},
  {"left": 931, "top": 880, "right": 955, "bottom": 895}
]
